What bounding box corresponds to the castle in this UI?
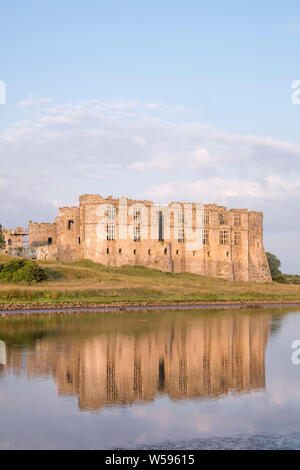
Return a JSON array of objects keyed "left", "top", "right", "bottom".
[{"left": 2, "top": 193, "right": 272, "bottom": 282}]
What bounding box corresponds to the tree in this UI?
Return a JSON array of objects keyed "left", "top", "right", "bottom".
[
  {"left": 0, "top": 224, "right": 5, "bottom": 251},
  {"left": 266, "top": 252, "right": 281, "bottom": 278},
  {"left": 266, "top": 252, "right": 287, "bottom": 283}
]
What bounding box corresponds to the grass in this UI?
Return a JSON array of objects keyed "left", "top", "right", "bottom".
[{"left": 0, "top": 254, "right": 300, "bottom": 305}]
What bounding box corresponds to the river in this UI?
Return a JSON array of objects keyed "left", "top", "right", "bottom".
[{"left": 0, "top": 307, "right": 299, "bottom": 449}]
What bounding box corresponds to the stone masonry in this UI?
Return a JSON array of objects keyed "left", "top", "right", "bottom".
[{"left": 1, "top": 194, "right": 272, "bottom": 282}]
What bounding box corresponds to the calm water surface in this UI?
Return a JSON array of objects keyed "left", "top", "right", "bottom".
[{"left": 0, "top": 308, "right": 300, "bottom": 449}]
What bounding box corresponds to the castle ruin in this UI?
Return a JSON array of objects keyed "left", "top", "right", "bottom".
[{"left": 2, "top": 194, "right": 272, "bottom": 282}]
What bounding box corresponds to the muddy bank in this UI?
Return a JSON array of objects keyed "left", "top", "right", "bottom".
[{"left": 1, "top": 300, "right": 300, "bottom": 316}]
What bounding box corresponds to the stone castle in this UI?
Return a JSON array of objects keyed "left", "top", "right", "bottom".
[{"left": 2, "top": 193, "right": 271, "bottom": 282}]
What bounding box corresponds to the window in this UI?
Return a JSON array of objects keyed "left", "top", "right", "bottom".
[
  {"left": 22, "top": 234, "right": 29, "bottom": 249},
  {"left": 176, "top": 249, "right": 179, "bottom": 255},
  {"left": 164, "top": 248, "right": 167, "bottom": 255},
  {"left": 234, "top": 232, "right": 241, "bottom": 246},
  {"left": 158, "top": 211, "right": 164, "bottom": 241},
  {"left": 78, "top": 237, "right": 81, "bottom": 245},
  {"left": 68, "top": 220, "right": 74, "bottom": 230},
  {"left": 178, "top": 210, "right": 184, "bottom": 224},
  {"left": 48, "top": 237, "right": 52, "bottom": 245},
  {"left": 134, "top": 208, "right": 141, "bottom": 221},
  {"left": 133, "top": 249, "right": 136, "bottom": 255},
  {"left": 106, "top": 224, "right": 115, "bottom": 240},
  {"left": 219, "top": 230, "right": 229, "bottom": 245},
  {"left": 234, "top": 213, "right": 241, "bottom": 226},
  {"left": 219, "top": 213, "right": 225, "bottom": 225},
  {"left": 106, "top": 248, "right": 109, "bottom": 254},
  {"left": 134, "top": 225, "right": 141, "bottom": 242},
  {"left": 107, "top": 205, "right": 116, "bottom": 220},
  {"left": 148, "top": 249, "right": 151, "bottom": 256},
  {"left": 202, "top": 211, "right": 210, "bottom": 225},
  {"left": 193, "top": 251, "right": 196, "bottom": 256},
  {"left": 178, "top": 228, "right": 185, "bottom": 243},
  {"left": 119, "top": 248, "right": 122, "bottom": 254},
  {"left": 8, "top": 239, "right": 12, "bottom": 246},
  {"left": 201, "top": 229, "right": 209, "bottom": 245}
]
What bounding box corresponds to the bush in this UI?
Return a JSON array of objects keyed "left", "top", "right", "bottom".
[
  {"left": 0, "top": 259, "right": 48, "bottom": 284},
  {"left": 0, "top": 223, "right": 5, "bottom": 251},
  {"left": 284, "top": 274, "right": 300, "bottom": 284},
  {"left": 266, "top": 252, "right": 290, "bottom": 283},
  {"left": 266, "top": 252, "right": 282, "bottom": 280},
  {"left": 272, "top": 273, "right": 289, "bottom": 284}
]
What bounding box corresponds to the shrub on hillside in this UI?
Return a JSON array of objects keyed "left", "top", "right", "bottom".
[
  {"left": 286, "top": 275, "right": 300, "bottom": 285},
  {"left": 272, "top": 273, "right": 289, "bottom": 284},
  {"left": 0, "top": 259, "right": 48, "bottom": 284}
]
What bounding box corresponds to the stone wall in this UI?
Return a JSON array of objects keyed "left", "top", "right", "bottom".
[
  {"left": 1, "top": 193, "right": 272, "bottom": 282},
  {"left": 55, "top": 206, "right": 82, "bottom": 260},
  {"left": 1, "top": 227, "right": 28, "bottom": 255},
  {"left": 28, "top": 222, "right": 57, "bottom": 248},
  {"left": 68, "top": 194, "right": 271, "bottom": 282}
]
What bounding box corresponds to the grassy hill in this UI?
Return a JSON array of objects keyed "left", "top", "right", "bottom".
[{"left": 0, "top": 254, "right": 300, "bottom": 305}]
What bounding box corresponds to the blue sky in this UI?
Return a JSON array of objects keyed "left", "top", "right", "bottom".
[
  {"left": 1, "top": 0, "right": 300, "bottom": 272},
  {"left": 1, "top": 0, "right": 300, "bottom": 138}
]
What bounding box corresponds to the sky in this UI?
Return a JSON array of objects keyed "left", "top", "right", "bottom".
[{"left": 0, "top": 0, "right": 300, "bottom": 272}]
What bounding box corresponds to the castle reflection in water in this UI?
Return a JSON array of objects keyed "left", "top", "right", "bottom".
[{"left": 1, "top": 311, "right": 272, "bottom": 411}]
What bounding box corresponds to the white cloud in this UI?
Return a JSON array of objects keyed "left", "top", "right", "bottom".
[
  {"left": 144, "top": 178, "right": 267, "bottom": 204},
  {"left": 128, "top": 153, "right": 173, "bottom": 172},
  {"left": 17, "top": 93, "right": 52, "bottom": 107},
  {"left": 132, "top": 136, "right": 147, "bottom": 147},
  {"left": 145, "top": 176, "right": 300, "bottom": 204},
  {"left": 190, "top": 148, "right": 214, "bottom": 168},
  {"left": 1, "top": 96, "right": 300, "bottom": 271}
]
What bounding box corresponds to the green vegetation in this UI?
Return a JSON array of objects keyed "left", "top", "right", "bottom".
[
  {"left": 0, "top": 259, "right": 48, "bottom": 284},
  {"left": 266, "top": 252, "right": 289, "bottom": 283},
  {"left": 0, "top": 254, "right": 299, "bottom": 305},
  {"left": 285, "top": 274, "right": 300, "bottom": 285},
  {"left": 0, "top": 224, "right": 5, "bottom": 251}
]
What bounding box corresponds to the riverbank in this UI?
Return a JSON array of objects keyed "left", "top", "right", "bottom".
[
  {"left": 0, "top": 256, "right": 300, "bottom": 310},
  {"left": 1, "top": 299, "right": 300, "bottom": 316}
]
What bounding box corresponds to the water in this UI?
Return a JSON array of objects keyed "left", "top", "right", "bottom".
[{"left": 0, "top": 308, "right": 300, "bottom": 450}]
